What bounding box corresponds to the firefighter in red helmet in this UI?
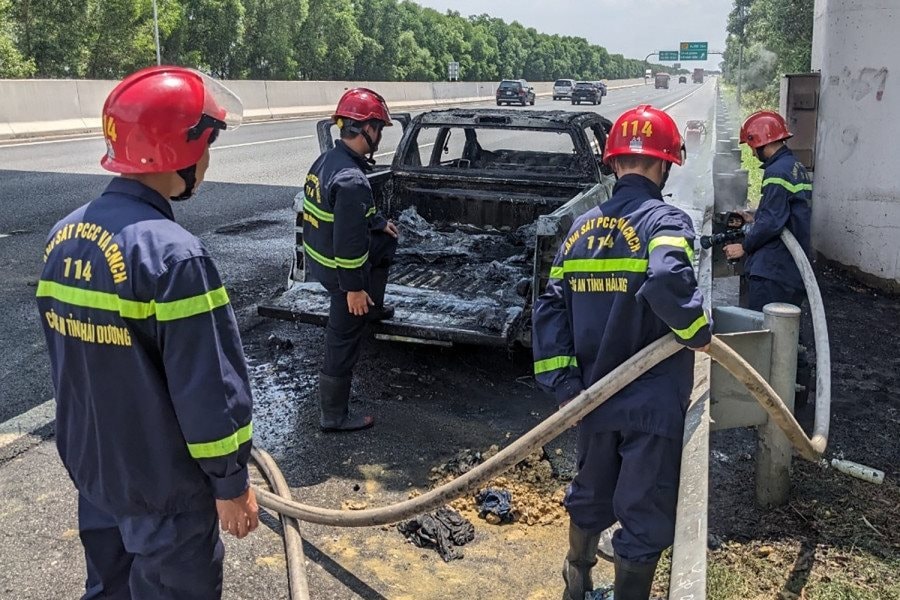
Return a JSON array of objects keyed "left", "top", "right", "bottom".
[
  {"left": 726, "top": 110, "right": 812, "bottom": 312},
  {"left": 302, "top": 88, "right": 399, "bottom": 432},
  {"left": 532, "top": 105, "right": 710, "bottom": 600},
  {"left": 36, "top": 66, "right": 257, "bottom": 599}
]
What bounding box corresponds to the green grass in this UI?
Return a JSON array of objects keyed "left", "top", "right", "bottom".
[
  {"left": 719, "top": 83, "right": 776, "bottom": 207},
  {"left": 742, "top": 143, "right": 763, "bottom": 207},
  {"left": 707, "top": 559, "right": 757, "bottom": 597},
  {"left": 652, "top": 540, "right": 900, "bottom": 599}
]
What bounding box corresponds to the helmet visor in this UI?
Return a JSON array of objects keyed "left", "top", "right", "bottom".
[{"left": 198, "top": 71, "right": 243, "bottom": 130}]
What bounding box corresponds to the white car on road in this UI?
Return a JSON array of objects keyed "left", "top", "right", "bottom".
[{"left": 553, "top": 79, "right": 575, "bottom": 100}]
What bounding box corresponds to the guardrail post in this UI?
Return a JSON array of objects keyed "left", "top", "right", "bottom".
[{"left": 755, "top": 302, "right": 801, "bottom": 508}]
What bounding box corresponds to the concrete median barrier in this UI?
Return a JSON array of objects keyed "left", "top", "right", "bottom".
[
  {"left": 0, "top": 77, "right": 649, "bottom": 140},
  {"left": 226, "top": 80, "right": 271, "bottom": 120},
  {"left": 75, "top": 80, "right": 118, "bottom": 131},
  {"left": 0, "top": 79, "right": 87, "bottom": 137}
]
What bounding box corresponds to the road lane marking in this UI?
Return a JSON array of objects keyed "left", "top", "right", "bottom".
[
  {"left": 0, "top": 234, "right": 9, "bottom": 239},
  {"left": 212, "top": 135, "right": 314, "bottom": 150},
  {"left": 0, "top": 398, "right": 56, "bottom": 450},
  {"left": 662, "top": 84, "right": 708, "bottom": 112},
  {"left": 0, "top": 135, "right": 103, "bottom": 148}
]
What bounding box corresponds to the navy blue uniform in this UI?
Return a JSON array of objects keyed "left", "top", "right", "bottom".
[
  {"left": 532, "top": 174, "right": 710, "bottom": 563},
  {"left": 303, "top": 140, "right": 396, "bottom": 377},
  {"left": 36, "top": 178, "right": 253, "bottom": 599},
  {"left": 743, "top": 146, "right": 812, "bottom": 310}
]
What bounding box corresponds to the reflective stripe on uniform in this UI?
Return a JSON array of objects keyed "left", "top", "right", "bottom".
[
  {"left": 303, "top": 242, "right": 368, "bottom": 270},
  {"left": 671, "top": 313, "right": 709, "bottom": 340},
  {"left": 303, "top": 197, "right": 376, "bottom": 223},
  {"left": 156, "top": 287, "right": 229, "bottom": 322},
  {"left": 559, "top": 257, "right": 649, "bottom": 275},
  {"left": 303, "top": 198, "right": 334, "bottom": 223},
  {"left": 36, "top": 280, "right": 230, "bottom": 322},
  {"left": 186, "top": 422, "right": 253, "bottom": 459},
  {"left": 648, "top": 235, "right": 695, "bottom": 264},
  {"left": 335, "top": 252, "right": 369, "bottom": 269},
  {"left": 549, "top": 266, "right": 564, "bottom": 280},
  {"left": 303, "top": 241, "right": 336, "bottom": 269},
  {"left": 762, "top": 177, "right": 812, "bottom": 194},
  {"left": 534, "top": 355, "right": 578, "bottom": 375}
]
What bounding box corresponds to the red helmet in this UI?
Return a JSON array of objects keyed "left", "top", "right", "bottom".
[
  {"left": 333, "top": 88, "right": 393, "bottom": 127},
  {"left": 604, "top": 105, "right": 685, "bottom": 166},
  {"left": 100, "top": 66, "right": 243, "bottom": 174},
  {"left": 740, "top": 110, "right": 792, "bottom": 148}
]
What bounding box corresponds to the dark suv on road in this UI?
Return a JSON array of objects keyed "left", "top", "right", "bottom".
[
  {"left": 496, "top": 79, "right": 536, "bottom": 106},
  {"left": 571, "top": 81, "right": 601, "bottom": 105}
]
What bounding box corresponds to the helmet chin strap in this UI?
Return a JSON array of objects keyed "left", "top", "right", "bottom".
[
  {"left": 359, "top": 127, "right": 381, "bottom": 166},
  {"left": 756, "top": 146, "right": 768, "bottom": 162},
  {"left": 659, "top": 162, "right": 672, "bottom": 191},
  {"left": 171, "top": 164, "right": 198, "bottom": 201}
]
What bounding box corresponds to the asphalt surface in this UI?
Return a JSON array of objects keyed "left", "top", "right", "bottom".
[
  {"left": 0, "top": 81, "right": 705, "bottom": 425},
  {"left": 0, "top": 81, "right": 716, "bottom": 599}
]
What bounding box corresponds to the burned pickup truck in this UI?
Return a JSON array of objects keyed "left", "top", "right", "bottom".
[{"left": 258, "top": 108, "right": 615, "bottom": 347}]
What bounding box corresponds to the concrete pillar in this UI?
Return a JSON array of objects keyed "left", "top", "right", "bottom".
[
  {"left": 809, "top": 0, "right": 900, "bottom": 290},
  {"left": 755, "top": 303, "right": 800, "bottom": 508}
]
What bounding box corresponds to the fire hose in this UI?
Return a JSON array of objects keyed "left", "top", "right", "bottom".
[{"left": 250, "top": 229, "right": 830, "bottom": 600}]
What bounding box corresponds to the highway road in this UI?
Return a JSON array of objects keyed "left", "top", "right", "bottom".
[{"left": 0, "top": 81, "right": 708, "bottom": 426}]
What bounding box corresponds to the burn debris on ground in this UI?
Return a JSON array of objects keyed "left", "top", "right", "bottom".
[
  {"left": 475, "top": 488, "right": 515, "bottom": 524},
  {"left": 397, "top": 506, "right": 475, "bottom": 562},
  {"left": 429, "top": 446, "right": 569, "bottom": 527}
]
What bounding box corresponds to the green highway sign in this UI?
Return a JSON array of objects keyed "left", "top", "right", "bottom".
[
  {"left": 659, "top": 51, "right": 679, "bottom": 61},
  {"left": 679, "top": 41, "right": 708, "bottom": 61}
]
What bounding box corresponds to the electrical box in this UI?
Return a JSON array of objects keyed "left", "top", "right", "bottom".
[{"left": 779, "top": 73, "right": 821, "bottom": 171}]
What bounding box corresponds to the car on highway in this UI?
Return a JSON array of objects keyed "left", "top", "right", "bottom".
[
  {"left": 594, "top": 81, "right": 608, "bottom": 96},
  {"left": 496, "top": 79, "right": 535, "bottom": 106},
  {"left": 678, "top": 75, "right": 688, "bottom": 84},
  {"left": 571, "top": 81, "right": 602, "bottom": 105},
  {"left": 553, "top": 79, "right": 575, "bottom": 100},
  {"left": 655, "top": 72, "right": 671, "bottom": 89},
  {"left": 262, "top": 108, "right": 617, "bottom": 348}
]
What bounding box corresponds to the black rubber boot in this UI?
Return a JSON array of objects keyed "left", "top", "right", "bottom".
[
  {"left": 613, "top": 553, "right": 658, "bottom": 600},
  {"left": 366, "top": 267, "right": 395, "bottom": 321},
  {"left": 562, "top": 522, "right": 602, "bottom": 600},
  {"left": 596, "top": 522, "right": 621, "bottom": 563},
  {"left": 318, "top": 373, "right": 374, "bottom": 432}
]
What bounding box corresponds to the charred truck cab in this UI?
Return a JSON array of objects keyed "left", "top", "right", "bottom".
[{"left": 259, "top": 109, "right": 615, "bottom": 347}]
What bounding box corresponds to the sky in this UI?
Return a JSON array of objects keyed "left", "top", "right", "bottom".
[{"left": 411, "top": 0, "right": 731, "bottom": 71}]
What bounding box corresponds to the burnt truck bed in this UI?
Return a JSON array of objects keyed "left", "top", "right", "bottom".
[{"left": 258, "top": 109, "right": 615, "bottom": 347}]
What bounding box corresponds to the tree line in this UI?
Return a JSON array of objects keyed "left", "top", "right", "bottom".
[
  {"left": 0, "top": 0, "right": 671, "bottom": 81},
  {"left": 722, "top": 0, "right": 814, "bottom": 106}
]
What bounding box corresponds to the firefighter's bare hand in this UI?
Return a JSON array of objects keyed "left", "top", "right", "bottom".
[
  {"left": 723, "top": 244, "right": 745, "bottom": 260},
  {"left": 738, "top": 210, "right": 755, "bottom": 223},
  {"left": 216, "top": 487, "right": 259, "bottom": 539},
  {"left": 692, "top": 343, "right": 711, "bottom": 353},
  {"left": 347, "top": 290, "right": 374, "bottom": 316},
  {"left": 383, "top": 221, "right": 400, "bottom": 239}
]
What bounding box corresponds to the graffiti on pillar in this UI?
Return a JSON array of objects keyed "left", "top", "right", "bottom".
[
  {"left": 841, "top": 67, "right": 889, "bottom": 102},
  {"left": 839, "top": 126, "right": 859, "bottom": 164}
]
